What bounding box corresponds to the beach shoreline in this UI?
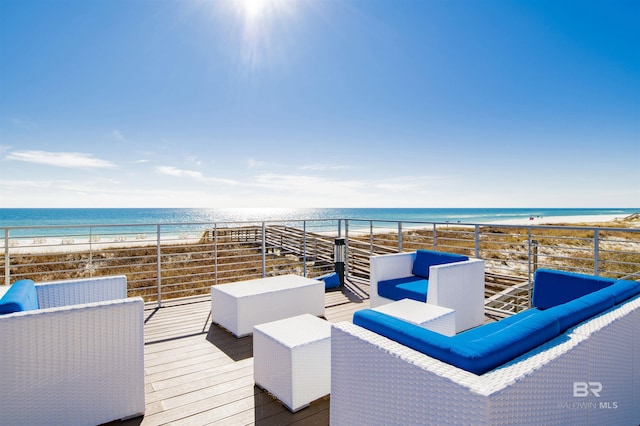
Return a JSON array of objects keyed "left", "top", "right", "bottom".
[
  {"left": 486, "top": 213, "right": 636, "bottom": 226},
  {"left": 1, "top": 213, "right": 637, "bottom": 255}
]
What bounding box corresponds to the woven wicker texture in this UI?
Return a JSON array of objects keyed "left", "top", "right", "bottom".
[
  {"left": 36, "top": 275, "right": 128, "bottom": 308},
  {"left": 211, "top": 275, "right": 324, "bottom": 337},
  {"left": 370, "top": 252, "right": 485, "bottom": 332},
  {"left": 0, "top": 278, "right": 144, "bottom": 426},
  {"left": 254, "top": 314, "right": 331, "bottom": 411},
  {"left": 331, "top": 295, "right": 640, "bottom": 425}
]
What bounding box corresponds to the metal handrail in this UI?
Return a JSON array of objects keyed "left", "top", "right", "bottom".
[{"left": 1, "top": 218, "right": 639, "bottom": 315}]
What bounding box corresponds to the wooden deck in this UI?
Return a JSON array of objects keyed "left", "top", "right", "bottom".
[
  {"left": 117, "top": 277, "right": 500, "bottom": 426},
  {"left": 116, "top": 278, "right": 371, "bottom": 426}
]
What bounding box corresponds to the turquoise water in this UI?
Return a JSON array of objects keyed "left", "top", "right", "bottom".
[
  {"left": 1, "top": 207, "right": 637, "bottom": 227},
  {"left": 0, "top": 208, "right": 637, "bottom": 237}
]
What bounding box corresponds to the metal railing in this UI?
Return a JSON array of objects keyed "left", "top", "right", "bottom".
[{"left": 2, "top": 218, "right": 639, "bottom": 315}]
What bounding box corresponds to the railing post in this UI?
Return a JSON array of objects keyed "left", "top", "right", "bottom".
[
  {"left": 337, "top": 219, "right": 342, "bottom": 238},
  {"left": 214, "top": 224, "right": 218, "bottom": 285},
  {"left": 532, "top": 239, "right": 539, "bottom": 274},
  {"left": 527, "top": 227, "right": 534, "bottom": 308},
  {"left": 398, "top": 222, "right": 403, "bottom": 253},
  {"left": 369, "top": 220, "right": 374, "bottom": 256},
  {"left": 156, "top": 225, "right": 163, "bottom": 308},
  {"left": 593, "top": 229, "right": 600, "bottom": 276},
  {"left": 88, "top": 226, "right": 93, "bottom": 277},
  {"left": 345, "top": 220, "right": 349, "bottom": 281},
  {"left": 261, "top": 222, "right": 266, "bottom": 277},
  {"left": 433, "top": 224, "right": 437, "bottom": 250},
  {"left": 474, "top": 225, "right": 480, "bottom": 258},
  {"left": 334, "top": 238, "right": 345, "bottom": 286},
  {"left": 302, "top": 221, "right": 307, "bottom": 277},
  {"left": 4, "top": 229, "right": 9, "bottom": 286}
]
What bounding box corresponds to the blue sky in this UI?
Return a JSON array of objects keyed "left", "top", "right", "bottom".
[{"left": 1, "top": 0, "right": 638, "bottom": 208}]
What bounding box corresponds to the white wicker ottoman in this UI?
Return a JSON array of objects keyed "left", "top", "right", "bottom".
[
  {"left": 372, "top": 299, "right": 456, "bottom": 336},
  {"left": 211, "top": 274, "right": 325, "bottom": 337},
  {"left": 253, "top": 314, "right": 331, "bottom": 412}
]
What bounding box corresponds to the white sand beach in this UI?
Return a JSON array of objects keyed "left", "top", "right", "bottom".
[
  {"left": 2, "top": 213, "right": 638, "bottom": 255},
  {"left": 493, "top": 214, "right": 638, "bottom": 226}
]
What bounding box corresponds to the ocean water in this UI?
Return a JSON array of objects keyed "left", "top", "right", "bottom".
[{"left": 0, "top": 207, "right": 637, "bottom": 237}]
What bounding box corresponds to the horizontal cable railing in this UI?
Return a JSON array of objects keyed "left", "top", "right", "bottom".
[{"left": 2, "top": 218, "right": 639, "bottom": 316}]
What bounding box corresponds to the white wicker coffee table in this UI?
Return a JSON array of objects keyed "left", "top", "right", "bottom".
[
  {"left": 253, "top": 314, "right": 331, "bottom": 412},
  {"left": 210, "top": 274, "right": 325, "bottom": 337},
  {"left": 372, "top": 299, "right": 456, "bottom": 336}
]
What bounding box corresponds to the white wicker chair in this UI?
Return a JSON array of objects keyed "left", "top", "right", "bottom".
[
  {"left": 0, "top": 276, "right": 145, "bottom": 426},
  {"left": 330, "top": 295, "right": 640, "bottom": 426},
  {"left": 370, "top": 252, "right": 485, "bottom": 332}
]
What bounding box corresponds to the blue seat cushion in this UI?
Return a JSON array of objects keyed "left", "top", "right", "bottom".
[
  {"left": 0, "top": 279, "right": 39, "bottom": 314},
  {"left": 318, "top": 272, "right": 341, "bottom": 289},
  {"left": 353, "top": 309, "right": 453, "bottom": 361},
  {"left": 533, "top": 269, "right": 616, "bottom": 309},
  {"left": 378, "top": 276, "right": 428, "bottom": 302},
  {"left": 411, "top": 250, "right": 468, "bottom": 279},
  {"left": 455, "top": 308, "right": 541, "bottom": 340},
  {"left": 449, "top": 310, "right": 560, "bottom": 375}
]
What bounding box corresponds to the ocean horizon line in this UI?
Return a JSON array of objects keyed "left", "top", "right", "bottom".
[{"left": 1, "top": 207, "right": 638, "bottom": 228}]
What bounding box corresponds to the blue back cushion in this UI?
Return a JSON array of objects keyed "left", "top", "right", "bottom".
[
  {"left": 0, "top": 279, "right": 39, "bottom": 314},
  {"left": 602, "top": 279, "right": 640, "bottom": 304},
  {"left": 354, "top": 308, "right": 561, "bottom": 375},
  {"left": 533, "top": 269, "right": 616, "bottom": 309},
  {"left": 378, "top": 276, "right": 429, "bottom": 302},
  {"left": 545, "top": 289, "right": 615, "bottom": 332},
  {"left": 411, "top": 250, "right": 468, "bottom": 279}
]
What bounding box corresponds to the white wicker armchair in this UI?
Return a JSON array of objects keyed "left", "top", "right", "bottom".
[
  {"left": 370, "top": 252, "right": 485, "bottom": 332},
  {"left": 0, "top": 276, "right": 145, "bottom": 426},
  {"left": 330, "top": 295, "right": 640, "bottom": 425}
]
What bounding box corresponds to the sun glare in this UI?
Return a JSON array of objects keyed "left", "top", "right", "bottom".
[
  {"left": 240, "top": 0, "right": 270, "bottom": 21},
  {"left": 235, "top": 0, "right": 288, "bottom": 23},
  {"left": 229, "top": 0, "right": 298, "bottom": 70}
]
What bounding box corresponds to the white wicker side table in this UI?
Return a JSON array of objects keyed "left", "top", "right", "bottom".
[
  {"left": 211, "top": 274, "right": 324, "bottom": 337},
  {"left": 372, "top": 299, "right": 456, "bottom": 336},
  {"left": 253, "top": 314, "right": 331, "bottom": 412}
]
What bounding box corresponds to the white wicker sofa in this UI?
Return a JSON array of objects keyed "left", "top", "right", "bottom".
[
  {"left": 0, "top": 276, "right": 145, "bottom": 426},
  {"left": 331, "top": 272, "right": 640, "bottom": 425},
  {"left": 370, "top": 250, "right": 485, "bottom": 332}
]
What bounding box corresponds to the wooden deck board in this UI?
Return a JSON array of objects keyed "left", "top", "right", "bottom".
[{"left": 113, "top": 278, "right": 369, "bottom": 426}]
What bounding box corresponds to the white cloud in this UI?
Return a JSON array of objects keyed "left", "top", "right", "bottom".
[
  {"left": 0, "top": 145, "right": 11, "bottom": 155},
  {"left": 0, "top": 179, "right": 119, "bottom": 194},
  {"left": 253, "top": 173, "right": 364, "bottom": 192},
  {"left": 184, "top": 155, "right": 203, "bottom": 166},
  {"left": 156, "top": 165, "right": 204, "bottom": 179},
  {"left": 6, "top": 150, "right": 117, "bottom": 168},
  {"left": 155, "top": 166, "right": 237, "bottom": 185},
  {"left": 299, "top": 163, "right": 354, "bottom": 171},
  {"left": 248, "top": 158, "right": 267, "bottom": 169},
  {"left": 1, "top": 179, "right": 55, "bottom": 189},
  {"left": 374, "top": 175, "right": 445, "bottom": 192}
]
